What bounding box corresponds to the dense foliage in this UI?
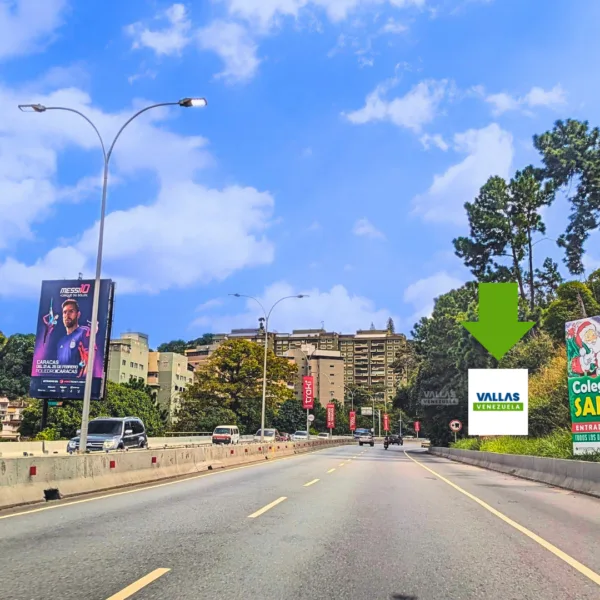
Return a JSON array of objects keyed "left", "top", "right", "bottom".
[
  {"left": 20, "top": 381, "right": 166, "bottom": 439},
  {"left": 174, "top": 339, "right": 296, "bottom": 434}
]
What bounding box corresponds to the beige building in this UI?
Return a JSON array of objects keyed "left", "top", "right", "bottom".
[
  {"left": 188, "top": 327, "right": 405, "bottom": 403},
  {"left": 185, "top": 342, "right": 220, "bottom": 369},
  {"left": 107, "top": 332, "right": 149, "bottom": 385},
  {"left": 0, "top": 398, "right": 27, "bottom": 440},
  {"left": 339, "top": 330, "right": 404, "bottom": 402},
  {"left": 148, "top": 351, "right": 194, "bottom": 419},
  {"left": 285, "top": 345, "right": 344, "bottom": 408}
]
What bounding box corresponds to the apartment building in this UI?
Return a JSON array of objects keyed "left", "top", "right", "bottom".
[
  {"left": 185, "top": 342, "right": 220, "bottom": 370},
  {"left": 0, "top": 398, "right": 27, "bottom": 440},
  {"left": 148, "top": 351, "right": 194, "bottom": 419},
  {"left": 188, "top": 327, "right": 405, "bottom": 402},
  {"left": 107, "top": 332, "right": 149, "bottom": 385},
  {"left": 339, "top": 330, "right": 404, "bottom": 401}
]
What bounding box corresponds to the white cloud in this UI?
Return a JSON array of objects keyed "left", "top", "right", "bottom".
[
  {"left": 196, "top": 298, "right": 224, "bottom": 311},
  {"left": 485, "top": 84, "right": 567, "bottom": 116},
  {"left": 0, "top": 79, "right": 277, "bottom": 298},
  {"left": 222, "top": 0, "right": 425, "bottom": 29},
  {"left": 197, "top": 20, "right": 260, "bottom": 83},
  {"left": 353, "top": 218, "right": 385, "bottom": 239},
  {"left": 125, "top": 3, "right": 191, "bottom": 56},
  {"left": 380, "top": 17, "right": 407, "bottom": 33},
  {"left": 420, "top": 133, "right": 449, "bottom": 151},
  {"left": 193, "top": 281, "right": 400, "bottom": 333},
  {"left": 344, "top": 78, "right": 450, "bottom": 133},
  {"left": 412, "top": 123, "right": 513, "bottom": 224},
  {"left": 0, "top": 0, "right": 67, "bottom": 61},
  {"left": 404, "top": 271, "right": 464, "bottom": 322}
]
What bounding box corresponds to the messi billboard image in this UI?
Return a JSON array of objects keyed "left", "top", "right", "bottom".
[{"left": 30, "top": 280, "right": 114, "bottom": 400}]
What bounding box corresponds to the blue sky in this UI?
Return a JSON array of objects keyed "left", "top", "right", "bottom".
[{"left": 1, "top": 0, "right": 600, "bottom": 347}]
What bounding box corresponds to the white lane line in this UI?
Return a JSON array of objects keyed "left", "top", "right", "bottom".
[
  {"left": 304, "top": 479, "right": 320, "bottom": 487},
  {"left": 248, "top": 496, "right": 287, "bottom": 518}
]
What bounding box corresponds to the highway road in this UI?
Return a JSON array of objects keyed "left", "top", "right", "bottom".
[{"left": 1, "top": 442, "right": 599, "bottom": 600}]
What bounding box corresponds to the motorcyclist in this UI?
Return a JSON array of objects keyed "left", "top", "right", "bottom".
[{"left": 383, "top": 435, "right": 390, "bottom": 449}]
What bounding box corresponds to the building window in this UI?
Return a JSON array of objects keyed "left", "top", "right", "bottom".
[
  {"left": 130, "top": 362, "right": 134, "bottom": 368},
  {"left": 122, "top": 359, "right": 126, "bottom": 366}
]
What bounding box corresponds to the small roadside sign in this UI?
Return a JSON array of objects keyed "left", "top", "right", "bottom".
[
  {"left": 449, "top": 419, "right": 462, "bottom": 431},
  {"left": 450, "top": 419, "right": 462, "bottom": 443},
  {"left": 308, "top": 414, "right": 315, "bottom": 422}
]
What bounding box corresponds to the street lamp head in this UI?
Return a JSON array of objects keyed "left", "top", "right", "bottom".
[
  {"left": 18, "top": 104, "right": 47, "bottom": 113},
  {"left": 297, "top": 294, "right": 309, "bottom": 298},
  {"left": 179, "top": 97, "right": 208, "bottom": 108},
  {"left": 229, "top": 293, "right": 241, "bottom": 298}
]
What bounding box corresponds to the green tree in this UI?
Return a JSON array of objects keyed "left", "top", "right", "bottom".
[
  {"left": 453, "top": 169, "right": 553, "bottom": 310},
  {"left": 175, "top": 339, "right": 296, "bottom": 434},
  {"left": 390, "top": 336, "right": 418, "bottom": 383},
  {"left": 534, "top": 258, "right": 564, "bottom": 308},
  {"left": 0, "top": 333, "right": 35, "bottom": 399},
  {"left": 188, "top": 333, "right": 214, "bottom": 347},
  {"left": 19, "top": 381, "right": 166, "bottom": 439},
  {"left": 157, "top": 339, "right": 187, "bottom": 354},
  {"left": 273, "top": 399, "right": 306, "bottom": 433},
  {"left": 533, "top": 119, "right": 600, "bottom": 275},
  {"left": 0, "top": 330, "right": 6, "bottom": 348},
  {"left": 587, "top": 268, "right": 600, "bottom": 304},
  {"left": 543, "top": 281, "right": 600, "bottom": 343},
  {"left": 386, "top": 317, "right": 395, "bottom": 334}
]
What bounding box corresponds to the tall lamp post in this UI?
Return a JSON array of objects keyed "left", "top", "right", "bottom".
[
  {"left": 229, "top": 293, "right": 308, "bottom": 442},
  {"left": 19, "top": 97, "right": 208, "bottom": 453}
]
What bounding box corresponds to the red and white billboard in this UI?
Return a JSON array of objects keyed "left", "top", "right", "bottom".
[
  {"left": 414, "top": 421, "right": 420, "bottom": 432},
  {"left": 326, "top": 403, "right": 335, "bottom": 429},
  {"left": 383, "top": 413, "right": 389, "bottom": 432},
  {"left": 349, "top": 411, "right": 356, "bottom": 431},
  {"left": 302, "top": 376, "right": 314, "bottom": 409}
]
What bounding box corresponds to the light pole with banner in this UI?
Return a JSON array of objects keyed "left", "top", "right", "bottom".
[
  {"left": 229, "top": 293, "right": 308, "bottom": 442},
  {"left": 18, "top": 97, "right": 208, "bottom": 453},
  {"left": 299, "top": 345, "right": 316, "bottom": 434}
]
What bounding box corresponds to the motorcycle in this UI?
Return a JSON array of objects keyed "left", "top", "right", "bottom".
[{"left": 383, "top": 438, "right": 389, "bottom": 450}]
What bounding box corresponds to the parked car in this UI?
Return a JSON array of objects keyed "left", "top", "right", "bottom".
[
  {"left": 67, "top": 417, "right": 147, "bottom": 453},
  {"left": 292, "top": 431, "right": 309, "bottom": 441},
  {"left": 253, "top": 429, "right": 279, "bottom": 442},
  {"left": 317, "top": 432, "right": 329, "bottom": 439},
  {"left": 212, "top": 425, "right": 240, "bottom": 445}
]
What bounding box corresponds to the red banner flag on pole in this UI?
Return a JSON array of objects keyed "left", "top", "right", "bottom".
[
  {"left": 349, "top": 411, "right": 356, "bottom": 431},
  {"left": 302, "top": 376, "right": 314, "bottom": 409},
  {"left": 383, "top": 413, "right": 389, "bottom": 432},
  {"left": 326, "top": 403, "right": 335, "bottom": 429}
]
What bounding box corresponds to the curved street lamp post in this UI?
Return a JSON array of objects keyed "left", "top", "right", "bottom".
[
  {"left": 19, "top": 98, "right": 208, "bottom": 452},
  {"left": 229, "top": 293, "right": 308, "bottom": 442}
]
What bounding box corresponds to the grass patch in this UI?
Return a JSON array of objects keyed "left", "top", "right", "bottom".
[{"left": 451, "top": 429, "right": 600, "bottom": 461}]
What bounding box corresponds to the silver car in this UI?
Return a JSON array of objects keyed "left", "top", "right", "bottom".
[{"left": 292, "top": 431, "right": 309, "bottom": 441}]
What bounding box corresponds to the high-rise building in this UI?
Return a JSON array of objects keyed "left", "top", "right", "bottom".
[
  {"left": 148, "top": 351, "right": 194, "bottom": 419},
  {"left": 107, "top": 332, "right": 149, "bottom": 385},
  {"left": 339, "top": 329, "right": 404, "bottom": 402},
  {"left": 187, "top": 327, "right": 405, "bottom": 402}
]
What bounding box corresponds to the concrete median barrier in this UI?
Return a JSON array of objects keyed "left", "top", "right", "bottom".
[
  {"left": 0, "top": 439, "right": 351, "bottom": 510},
  {"left": 429, "top": 447, "right": 600, "bottom": 498}
]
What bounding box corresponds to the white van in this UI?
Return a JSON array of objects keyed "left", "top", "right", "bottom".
[{"left": 212, "top": 425, "right": 240, "bottom": 445}]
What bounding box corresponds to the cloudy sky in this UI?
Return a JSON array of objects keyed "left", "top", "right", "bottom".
[{"left": 1, "top": 0, "right": 599, "bottom": 346}]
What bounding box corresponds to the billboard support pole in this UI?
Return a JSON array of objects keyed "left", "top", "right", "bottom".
[{"left": 41, "top": 399, "right": 48, "bottom": 432}]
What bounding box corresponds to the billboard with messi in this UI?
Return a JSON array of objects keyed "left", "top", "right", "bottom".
[{"left": 30, "top": 279, "right": 115, "bottom": 400}]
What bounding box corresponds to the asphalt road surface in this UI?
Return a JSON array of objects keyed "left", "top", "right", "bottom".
[{"left": 1, "top": 442, "right": 599, "bottom": 600}]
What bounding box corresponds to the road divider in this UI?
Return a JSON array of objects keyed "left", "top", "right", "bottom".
[
  {"left": 428, "top": 447, "right": 600, "bottom": 498},
  {"left": 0, "top": 439, "right": 351, "bottom": 510}
]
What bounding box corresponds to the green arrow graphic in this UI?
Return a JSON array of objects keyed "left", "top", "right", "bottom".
[{"left": 462, "top": 283, "right": 535, "bottom": 360}]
